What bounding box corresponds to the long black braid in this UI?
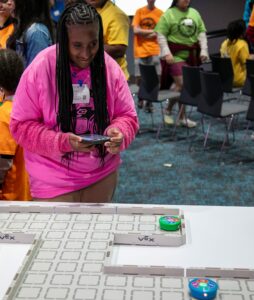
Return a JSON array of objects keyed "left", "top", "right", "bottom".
[{"left": 56, "top": 2, "right": 109, "bottom": 161}]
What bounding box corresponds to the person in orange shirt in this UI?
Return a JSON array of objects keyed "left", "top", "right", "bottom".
[
  {"left": 132, "top": 0, "right": 163, "bottom": 112},
  {"left": 0, "top": 0, "right": 15, "bottom": 106},
  {"left": 0, "top": 0, "right": 15, "bottom": 48},
  {"left": 0, "top": 48, "right": 31, "bottom": 200}
]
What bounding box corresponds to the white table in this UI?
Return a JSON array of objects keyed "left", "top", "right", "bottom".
[{"left": 0, "top": 202, "right": 254, "bottom": 300}]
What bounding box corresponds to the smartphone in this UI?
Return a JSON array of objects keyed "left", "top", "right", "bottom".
[{"left": 80, "top": 134, "right": 111, "bottom": 145}]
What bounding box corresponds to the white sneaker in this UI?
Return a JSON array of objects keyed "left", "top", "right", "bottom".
[
  {"left": 164, "top": 114, "right": 174, "bottom": 125},
  {"left": 251, "top": 132, "right": 254, "bottom": 140},
  {"left": 177, "top": 118, "right": 197, "bottom": 128}
]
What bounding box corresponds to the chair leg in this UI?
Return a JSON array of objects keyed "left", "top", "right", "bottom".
[
  {"left": 242, "top": 120, "right": 251, "bottom": 142},
  {"left": 203, "top": 121, "right": 211, "bottom": 149},
  {"left": 221, "top": 119, "right": 229, "bottom": 151},
  {"left": 188, "top": 120, "right": 195, "bottom": 152},
  {"left": 231, "top": 115, "right": 236, "bottom": 143},
  {"left": 156, "top": 103, "right": 165, "bottom": 140},
  {"left": 184, "top": 109, "right": 190, "bottom": 138},
  {"left": 221, "top": 115, "right": 234, "bottom": 151},
  {"left": 156, "top": 124, "right": 162, "bottom": 140},
  {"left": 172, "top": 104, "right": 184, "bottom": 138},
  {"left": 188, "top": 114, "right": 203, "bottom": 152},
  {"left": 150, "top": 110, "right": 154, "bottom": 128},
  {"left": 160, "top": 103, "right": 165, "bottom": 126},
  {"left": 201, "top": 115, "right": 205, "bottom": 135}
]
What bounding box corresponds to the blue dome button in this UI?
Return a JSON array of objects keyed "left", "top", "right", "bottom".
[{"left": 189, "top": 278, "right": 218, "bottom": 300}]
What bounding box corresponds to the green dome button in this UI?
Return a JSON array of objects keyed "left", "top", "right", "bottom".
[{"left": 159, "top": 215, "right": 181, "bottom": 231}]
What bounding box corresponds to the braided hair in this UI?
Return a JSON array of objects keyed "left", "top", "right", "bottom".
[{"left": 56, "top": 2, "right": 109, "bottom": 161}]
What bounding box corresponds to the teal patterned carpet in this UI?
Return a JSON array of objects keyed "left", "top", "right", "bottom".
[{"left": 114, "top": 98, "right": 254, "bottom": 206}]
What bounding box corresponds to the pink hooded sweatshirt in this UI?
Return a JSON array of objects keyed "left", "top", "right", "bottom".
[{"left": 10, "top": 45, "right": 139, "bottom": 198}]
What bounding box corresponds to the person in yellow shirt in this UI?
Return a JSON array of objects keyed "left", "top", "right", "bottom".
[
  {"left": 0, "top": 48, "right": 31, "bottom": 200},
  {"left": 132, "top": 0, "right": 163, "bottom": 112},
  {"left": 221, "top": 19, "right": 253, "bottom": 87},
  {"left": 80, "top": 0, "right": 130, "bottom": 79}
]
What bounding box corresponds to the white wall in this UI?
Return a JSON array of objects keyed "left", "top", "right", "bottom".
[{"left": 115, "top": 0, "right": 173, "bottom": 15}]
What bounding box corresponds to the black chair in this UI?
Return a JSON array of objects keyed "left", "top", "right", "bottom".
[
  {"left": 173, "top": 65, "right": 202, "bottom": 137},
  {"left": 244, "top": 75, "right": 254, "bottom": 139},
  {"left": 180, "top": 66, "right": 202, "bottom": 106},
  {"left": 210, "top": 55, "right": 234, "bottom": 93},
  {"left": 246, "top": 75, "right": 254, "bottom": 121},
  {"left": 198, "top": 71, "right": 248, "bottom": 150},
  {"left": 241, "top": 59, "right": 254, "bottom": 97},
  {"left": 210, "top": 55, "right": 241, "bottom": 102},
  {"left": 138, "top": 64, "right": 180, "bottom": 138}
]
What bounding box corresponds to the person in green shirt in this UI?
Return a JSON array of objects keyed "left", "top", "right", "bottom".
[{"left": 154, "top": 0, "right": 208, "bottom": 127}]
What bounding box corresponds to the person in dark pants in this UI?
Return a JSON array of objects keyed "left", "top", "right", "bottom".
[{"left": 132, "top": 0, "right": 163, "bottom": 113}]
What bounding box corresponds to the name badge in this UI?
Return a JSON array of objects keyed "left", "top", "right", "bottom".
[{"left": 73, "top": 84, "right": 90, "bottom": 104}]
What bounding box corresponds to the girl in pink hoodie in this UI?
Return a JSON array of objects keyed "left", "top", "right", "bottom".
[{"left": 10, "top": 2, "right": 139, "bottom": 202}]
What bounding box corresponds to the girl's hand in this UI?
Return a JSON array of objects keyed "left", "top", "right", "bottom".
[
  {"left": 200, "top": 55, "right": 208, "bottom": 63},
  {"left": 164, "top": 53, "right": 175, "bottom": 64},
  {"left": 104, "top": 128, "right": 123, "bottom": 154},
  {"left": 69, "top": 133, "right": 96, "bottom": 152},
  {"left": 146, "top": 32, "right": 157, "bottom": 39}
]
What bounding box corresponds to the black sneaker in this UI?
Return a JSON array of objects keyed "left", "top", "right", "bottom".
[
  {"left": 137, "top": 99, "right": 143, "bottom": 109},
  {"left": 144, "top": 103, "right": 153, "bottom": 113}
]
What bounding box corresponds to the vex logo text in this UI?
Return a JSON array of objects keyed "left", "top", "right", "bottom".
[
  {"left": 138, "top": 235, "right": 154, "bottom": 242},
  {"left": 0, "top": 234, "right": 15, "bottom": 240}
]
